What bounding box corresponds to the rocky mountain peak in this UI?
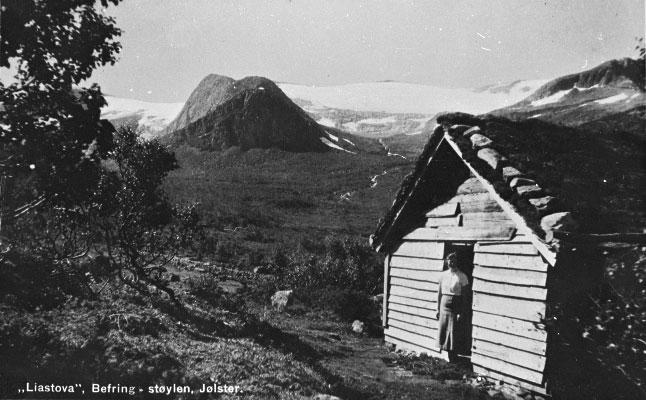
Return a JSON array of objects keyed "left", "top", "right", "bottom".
[{"left": 164, "top": 74, "right": 331, "bottom": 152}]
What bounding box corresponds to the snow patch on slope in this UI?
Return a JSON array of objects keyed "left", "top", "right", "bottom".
[
  {"left": 531, "top": 90, "right": 569, "bottom": 107},
  {"left": 595, "top": 93, "right": 629, "bottom": 104},
  {"left": 326, "top": 132, "right": 339, "bottom": 142},
  {"left": 320, "top": 136, "right": 355, "bottom": 154},
  {"left": 530, "top": 84, "right": 601, "bottom": 107}
]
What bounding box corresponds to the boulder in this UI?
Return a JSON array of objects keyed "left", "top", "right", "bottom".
[
  {"left": 352, "top": 320, "right": 365, "bottom": 334},
  {"left": 502, "top": 166, "right": 524, "bottom": 183},
  {"left": 470, "top": 133, "right": 493, "bottom": 149},
  {"left": 528, "top": 196, "right": 562, "bottom": 216},
  {"left": 463, "top": 126, "right": 482, "bottom": 137},
  {"left": 516, "top": 184, "right": 544, "bottom": 199},
  {"left": 509, "top": 177, "right": 536, "bottom": 189},
  {"left": 271, "top": 290, "right": 293, "bottom": 311},
  {"left": 541, "top": 212, "right": 578, "bottom": 233},
  {"left": 477, "top": 148, "right": 507, "bottom": 171},
  {"left": 218, "top": 280, "right": 245, "bottom": 295}
]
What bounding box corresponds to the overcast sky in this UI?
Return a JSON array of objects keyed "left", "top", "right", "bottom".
[{"left": 88, "top": 0, "right": 644, "bottom": 102}]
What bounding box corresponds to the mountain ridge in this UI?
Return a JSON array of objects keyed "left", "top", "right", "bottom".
[
  {"left": 525, "top": 57, "right": 644, "bottom": 103},
  {"left": 163, "top": 75, "right": 335, "bottom": 152},
  {"left": 489, "top": 57, "right": 646, "bottom": 131}
]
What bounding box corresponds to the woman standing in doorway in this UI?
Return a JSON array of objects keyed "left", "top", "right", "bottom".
[{"left": 436, "top": 252, "right": 470, "bottom": 361}]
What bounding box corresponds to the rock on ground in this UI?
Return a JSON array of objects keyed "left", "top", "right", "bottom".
[
  {"left": 352, "top": 320, "right": 365, "bottom": 334},
  {"left": 312, "top": 394, "right": 342, "bottom": 400},
  {"left": 218, "top": 279, "right": 245, "bottom": 295},
  {"left": 271, "top": 290, "right": 293, "bottom": 311}
]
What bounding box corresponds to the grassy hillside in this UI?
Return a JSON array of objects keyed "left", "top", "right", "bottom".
[{"left": 164, "top": 146, "right": 413, "bottom": 264}]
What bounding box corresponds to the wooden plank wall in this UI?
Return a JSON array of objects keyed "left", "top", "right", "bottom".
[
  {"left": 383, "top": 241, "right": 445, "bottom": 357},
  {"left": 471, "top": 234, "right": 550, "bottom": 392},
  {"left": 404, "top": 177, "right": 518, "bottom": 241},
  {"left": 384, "top": 174, "right": 551, "bottom": 393}
]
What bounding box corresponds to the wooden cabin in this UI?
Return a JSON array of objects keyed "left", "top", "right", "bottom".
[{"left": 370, "top": 114, "right": 593, "bottom": 395}]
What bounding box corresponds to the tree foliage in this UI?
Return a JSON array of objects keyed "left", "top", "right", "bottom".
[
  {"left": 635, "top": 37, "right": 645, "bottom": 62},
  {"left": 0, "top": 0, "right": 123, "bottom": 230},
  {"left": 583, "top": 248, "right": 646, "bottom": 391},
  {"left": 1, "top": 1, "right": 198, "bottom": 301},
  {"left": 1, "top": 0, "right": 122, "bottom": 84},
  {"left": 89, "top": 125, "right": 198, "bottom": 300}
]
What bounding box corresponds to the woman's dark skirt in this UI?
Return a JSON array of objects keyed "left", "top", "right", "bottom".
[{"left": 437, "top": 294, "right": 463, "bottom": 352}]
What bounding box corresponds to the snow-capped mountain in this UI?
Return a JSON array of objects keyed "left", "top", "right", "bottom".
[
  {"left": 101, "top": 79, "right": 547, "bottom": 140},
  {"left": 162, "top": 75, "right": 369, "bottom": 153},
  {"left": 101, "top": 96, "right": 183, "bottom": 140},
  {"left": 278, "top": 80, "right": 547, "bottom": 137},
  {"left": 490, "top": 58, "right": 645, "bottom": 131},
  {"left": 279, "top": 79, "right": 547, "bottom": 115}
]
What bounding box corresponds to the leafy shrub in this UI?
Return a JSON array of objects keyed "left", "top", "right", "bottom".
[
  {"left": 0, "top": 252, "right": 91, "bottom": 310},
  {"left": 545, "top": 246, "right": 646, "bottom": 399},
  {"left": 86, "top": 125, "right": 200, "bottom": 301},
  {"left": 304, "top": 287, "right": 375, "bottom": 321},
  {"left": 283, "top": 236, "right": 382, "bottom": 294},
  {"left": 581, "top": 248, "right": 646, "bottom": 391},
  {"left": 279, "top": 236, "right": 383, "bottom": 321}
]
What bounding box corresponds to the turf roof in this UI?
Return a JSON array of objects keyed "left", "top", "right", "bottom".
[{"left": 370, "top": 112, "right": 645, "bottom": 251}]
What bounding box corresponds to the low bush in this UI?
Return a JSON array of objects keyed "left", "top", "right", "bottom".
[
  {"left": 301, "top": 287, "right": 376, "bottom": 321},
  {"left": 581, "top": 247, "right": 646, "bottom": 393},
  {"left": 0, "top": 302, "right": 189, "bottom": 399},
  {"left": 0, "top": 252, "right": 92, "bottom": 310},
  {"left": 545, "top": 245, "right": 646, "bottom": 399},
  {"left": 278, "top": 236, "right": 383, "bottom": 321}
]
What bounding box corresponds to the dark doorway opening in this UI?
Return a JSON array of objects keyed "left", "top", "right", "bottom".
[{"left": 444, "top": 242, "right": 474, "bottom": 360}]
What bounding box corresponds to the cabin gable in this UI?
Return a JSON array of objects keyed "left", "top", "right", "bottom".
[{"left": 381, "top": 144, "right": 553, "bottom": 393}]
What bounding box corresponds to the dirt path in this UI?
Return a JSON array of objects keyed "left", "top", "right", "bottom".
[
  {"left": 170, "top": 260, "right": 495, "bottom": 399},
  {"left": 267, "top": 312, "right": 485, "bottom": 400}
]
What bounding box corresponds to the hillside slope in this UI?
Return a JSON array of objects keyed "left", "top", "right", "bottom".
[{"left": 491, "top": 58, "right": 646, "bottom": 129}]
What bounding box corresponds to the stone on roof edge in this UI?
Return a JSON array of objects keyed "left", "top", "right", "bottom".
[{"left": 441, "top": 122, "right": 578, "bottom": 249}]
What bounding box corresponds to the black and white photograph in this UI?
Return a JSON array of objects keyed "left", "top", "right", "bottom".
[{"left": 0, "top": 1, "right": 644, "bottom": 399}]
